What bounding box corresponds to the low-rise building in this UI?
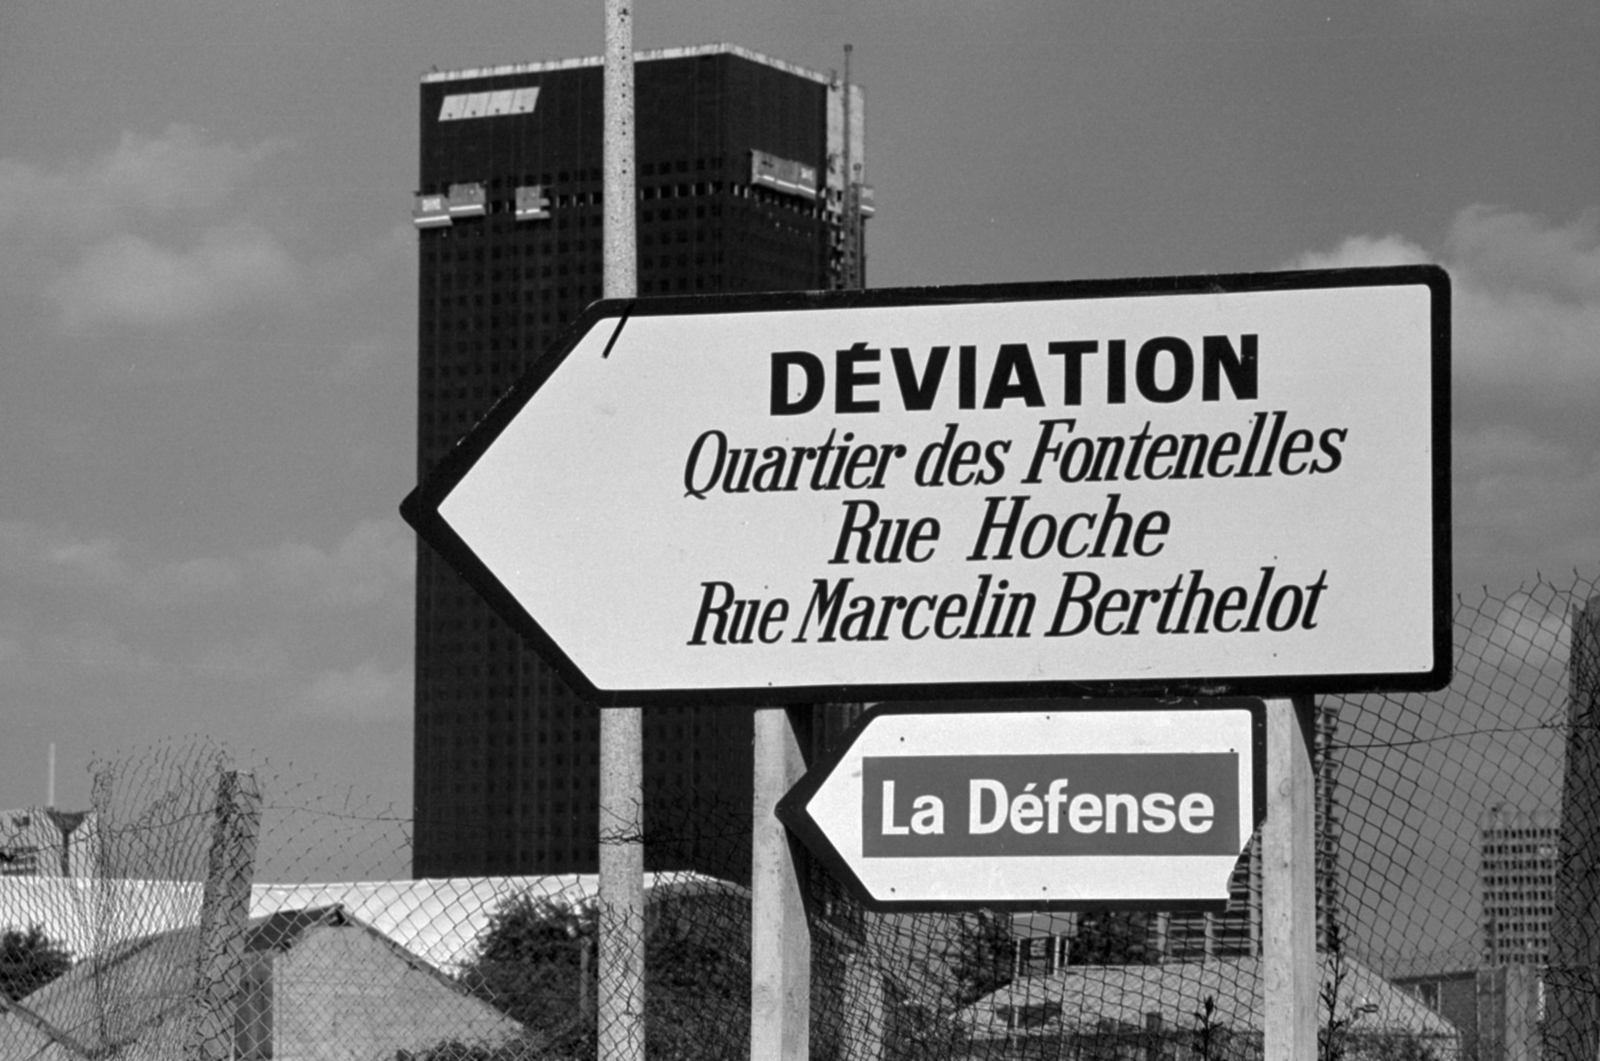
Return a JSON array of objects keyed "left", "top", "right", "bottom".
[
  {"left": 0, "top": 809, "right": 98, "bottom": 879},
  {"left": 0, "top": 905, "right": 526, "bottom": 1061}
]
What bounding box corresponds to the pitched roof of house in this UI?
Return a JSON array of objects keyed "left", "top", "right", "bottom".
[
  {"left": 960, "top": 955, "right": 1459, "bottom": 1043},
  {"left": 0, "top": 903, "right": 535, "bottom": 1061}
]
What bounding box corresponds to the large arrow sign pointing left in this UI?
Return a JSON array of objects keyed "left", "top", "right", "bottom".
[{"left": 402, "top": 270, "right": 1449, "bottom": 706}]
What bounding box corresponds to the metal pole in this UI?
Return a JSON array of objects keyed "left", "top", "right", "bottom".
[
  {"left": 603, "top": 0, "right": 637, "bottom": 301},
  {"left": 599, "top": 1, "right": 643, "bottom": 1059},
  {"left": 840, "top": 45, "right": 858, "bottom": 290}
]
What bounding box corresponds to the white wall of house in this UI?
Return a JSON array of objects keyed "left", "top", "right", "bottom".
[{"left": 270, "top": 925, "right": 521, "bottom": 1061}]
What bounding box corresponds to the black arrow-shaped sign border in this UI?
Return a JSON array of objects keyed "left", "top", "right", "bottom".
[
  {"left": 400, "top": 266, "right": 1451, "bottom": 707},
  {"left": 775, "top": 698, "right": 1270, "bottom": 913}
]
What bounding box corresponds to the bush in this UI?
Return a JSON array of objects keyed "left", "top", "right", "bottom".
[
  {"left": 0, "top": 923, "right": 73, "bottom": 1001},
  {"left": 457, "top": 889, "right": 750, "bottom": 1061}
]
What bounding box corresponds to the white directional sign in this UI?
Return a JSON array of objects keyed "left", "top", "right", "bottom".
[
  {"left": 401, "top": 267, "right": 1450, "bottom": 705},
  {"left": 775, "top": 700, "right": 1267, "bottom": 910}
]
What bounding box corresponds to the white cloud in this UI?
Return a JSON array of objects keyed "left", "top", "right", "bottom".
[
  {"left": 1292, "top": 207, "right": 1600, "bottom": 412},
  {"left": 48, "top": 223, "right": 301, "bottom": 331},
  {"left": 0, "top": 125, "right": 305, "bottom": 333},
  {"left": 36, "top": 531, "right": 241, "bottom": 604},
  {"left": 157, "top": 557, "right": 245, "bottom": 602},
  {"left": 1446, "top": 206, "right": 1600, "bottom": 302},
  {"left": 39, "top": 623, "right": 159, "bottom": 674},
  {"left": 1401, "top": 0, "right": 1562, "bottom": 22},
  {"left": 308, "top": 222, "right": 417, "bottom": 305},
  {"left": 12, "top": 519, "right": 406, "bottom": 612},
  {"left": 330, "top": 338, "right": 394, "bottom": 378},
  {"left": 0, "top": 124, "right": 282, "bottom": 241},
  {"left": 301, "top": 660, "right": 411, "bottom": 722},
  {"left": 191, "top": 633, "right": 296, "bottom": 684},
  {"left": 0, "top": 636, "right": 26, "bottom": 672},
  {"left": 261, "top": 519, "right": 412, "bottom": 611},
  {"left": 1456, "top": 423, "right": 1570, "bottom": 477},
  {"left": 1445, "top": 208, "right": 1600, "bottom": 407},
  {"left": 44, "top": 536, "right": 132, "bottom": 586},
  {"left": 1293, "top": 207, "right": 1600, "bottom": 592},
  {"left": 1291, "top": 233, "right": 1431, "bottom": 272},
  {"left": 1454, "top": 424, "right": 1600, "bottom": 587}
]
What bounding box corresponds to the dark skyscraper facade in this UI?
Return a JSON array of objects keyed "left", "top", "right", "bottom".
[{"left": 412, "top": 45, "right": 868, "bottom": 877}]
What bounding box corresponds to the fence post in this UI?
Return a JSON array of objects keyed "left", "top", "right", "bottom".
[
  {"left": 185, "top": 769, "right": 261, "bottom": 1061},
  {"left": 1262, "top": 697, "right": 1316, "bottom": 1060},
  {"left": 1553, "top": 594, "right": 1600, "bottom": 1060},
  {"left": 751, "top": 706, "right": 811, "bottom": 1061}
]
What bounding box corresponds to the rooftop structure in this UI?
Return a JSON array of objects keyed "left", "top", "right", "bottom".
[{"left": 0, "top": 808, "right": 98, "bottom": 879}]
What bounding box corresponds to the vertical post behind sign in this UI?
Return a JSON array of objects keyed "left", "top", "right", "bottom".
[
  {"left": 1262, "top": 696, "right": 1317, "bottom": 1059},
  {"left": 751, "top": 706, "right": 811, "bottom": 1061},
  {"left": 598, "top": 2, "right": 643, "bottom": 1060}
]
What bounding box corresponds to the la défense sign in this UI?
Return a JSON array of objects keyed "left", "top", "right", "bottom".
[{"left": 775, "top": 701, "right": 1267, "bottom": 910}]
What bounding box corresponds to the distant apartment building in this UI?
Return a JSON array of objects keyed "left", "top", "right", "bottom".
[
  {"left": 411, "top": 44, "right": 870, "bottom": 877},
  {"left": 1159, "top": 699, "right": 1342, "bottom": 960},
  {"left": 1386, "top": 964, "right": 1543, "bottom": 1061},
  {"left": 1481, "top": 804, "right": 1559, "bottom": 967},
  {"left": 1011, "top": 699, "right": 1341, "bottom": 968},
  {"left": 0, "top": 808, "right": 99, "bottom": 878}
]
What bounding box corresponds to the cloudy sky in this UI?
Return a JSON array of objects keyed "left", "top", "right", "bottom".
[{"left": 1, "top": 0, "right": 1596, "bottom": 872}]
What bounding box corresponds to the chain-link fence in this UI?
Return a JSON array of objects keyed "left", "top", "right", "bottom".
[{"left": 2, "top": 571, "right": 1596, "bottom": 1060}]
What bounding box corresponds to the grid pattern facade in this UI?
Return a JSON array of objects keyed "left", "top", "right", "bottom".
[
  {"left": 1008, "top": 701, "right": 1340, "bottom": 968},
  {"left": 1481, "top": 806, "right": 1559, "bottom": 966},
  {"left": 1160, "top": 700, "right": 1342, "bottom": 959},
  {"left": 412, "top": 46, "right": 867, "bottom": 877}
]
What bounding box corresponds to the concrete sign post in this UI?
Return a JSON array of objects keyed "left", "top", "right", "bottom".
[
  {"left": 777, "top": 700, "right": 1266, "bottom": 910},
  {"left": 1264, "top": 697, "right": 1318, "bottom": 1060},
  {"left": 597, "top": 5, "right": 643, "bottom": 1061},
  {"left": 401, "top": 266, "right": 1450, "bottom": 706}
]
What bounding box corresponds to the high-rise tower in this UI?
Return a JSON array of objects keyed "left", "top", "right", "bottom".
[{"left": 412, "top": 44, "right": 869, "bottom": 877}]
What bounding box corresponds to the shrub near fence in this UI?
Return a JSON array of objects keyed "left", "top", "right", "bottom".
[{"left": 0, "top": 572, "right": 1596, "bottom": 1061}]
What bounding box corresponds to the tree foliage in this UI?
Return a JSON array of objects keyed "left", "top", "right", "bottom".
[
  {"left": 1068, "top": 910, "right": 1158, "bottom": 966},
  {"left": 0, "top": 923, "right": 73, "bottom": 1001},
  {"left": 883, "top": 973, "right": 969, "bottom": 1061},
  {"left": 945, "top": 910, "right": 1015, "bottom": 1006},
  {"left": 457, "top": 889, "right": 750, "bottom": 1061},
  {"left": 459, "top": 894, "right": 594, "bottom": 1055}
]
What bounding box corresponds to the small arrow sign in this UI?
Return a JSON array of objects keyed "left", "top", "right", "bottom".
[
  {"left": 775, "top": 700, "right": 1267, "bottom": 911},
  {"left": 401, "top": 269, "right": 1449, "bottom": 706}
]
